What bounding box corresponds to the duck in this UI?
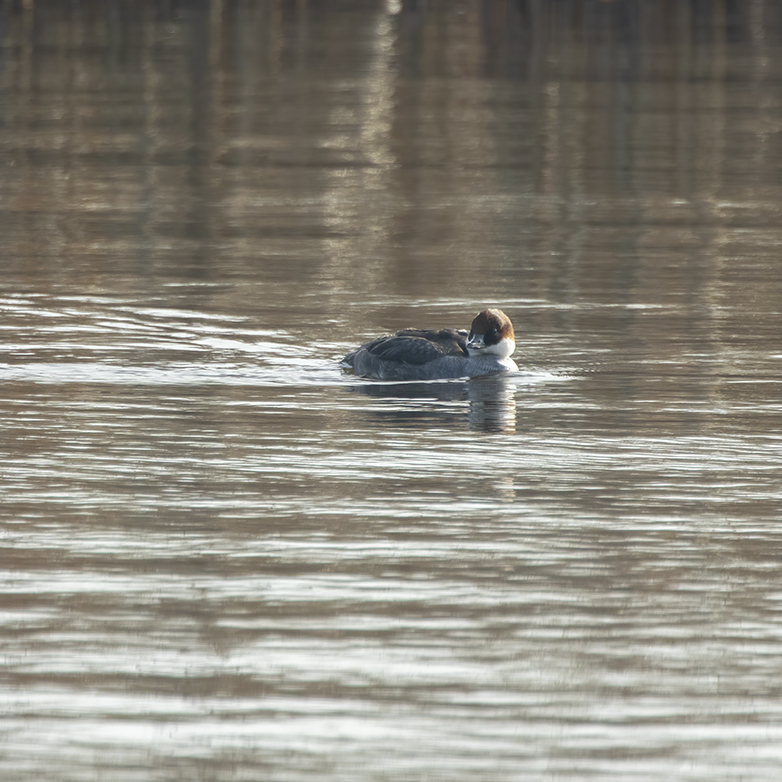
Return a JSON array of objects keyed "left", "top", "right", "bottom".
[{"left": 341, "top": 308, "right": 517, "bottom": 381}]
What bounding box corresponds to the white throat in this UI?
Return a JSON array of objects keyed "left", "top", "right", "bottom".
[
  {"left": 488, "top": 337, "right": 515, "bottom": 359},
  {"left": 467, "top": 336, "right": 515, "bottom": 359}
]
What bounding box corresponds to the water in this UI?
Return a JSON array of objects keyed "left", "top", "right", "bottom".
[{"left": 2, "top": 1, "right": 782, "bottom": 780}]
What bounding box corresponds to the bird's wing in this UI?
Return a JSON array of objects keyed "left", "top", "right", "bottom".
[{"left": 364, "top": 329, "right": 468, "bottom": 364}]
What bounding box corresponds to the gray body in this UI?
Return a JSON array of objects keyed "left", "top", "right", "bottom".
[{"left": 342, "top": 327, "right": 518, "bottom": 381}]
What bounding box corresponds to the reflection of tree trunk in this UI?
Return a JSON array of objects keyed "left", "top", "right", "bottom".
[{"left": 0, "top": 0, "right": 777, "bottom": 312}]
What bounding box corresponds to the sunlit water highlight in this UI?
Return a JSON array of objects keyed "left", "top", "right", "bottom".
[{"left": 3, "top": 1, "right": 782, "bottom": 780}]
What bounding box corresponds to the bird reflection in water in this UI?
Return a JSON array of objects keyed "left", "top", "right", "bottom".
[{"left": 345, "top": 374, "right": 516, "bottom": 434}]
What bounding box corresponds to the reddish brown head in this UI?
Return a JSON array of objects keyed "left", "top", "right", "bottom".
[{"left": 466, "top": 309, "right": 515, "bottom": 358}]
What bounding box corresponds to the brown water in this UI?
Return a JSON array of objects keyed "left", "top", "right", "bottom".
[{"left": 3, "top": 1, "right": 782, "bottom": 780}]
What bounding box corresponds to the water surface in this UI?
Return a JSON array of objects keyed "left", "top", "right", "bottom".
[{"left": 2, "top": 2, "right": 782, "bottom": 780}]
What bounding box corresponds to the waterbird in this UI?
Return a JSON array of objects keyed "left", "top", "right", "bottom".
[{"left": 341, "top": 308, "right": 517, "bottom": 381}]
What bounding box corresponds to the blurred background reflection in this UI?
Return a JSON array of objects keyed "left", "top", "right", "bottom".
[{"left": 2, "top": 2, "right": 782, "bottom": 780}]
